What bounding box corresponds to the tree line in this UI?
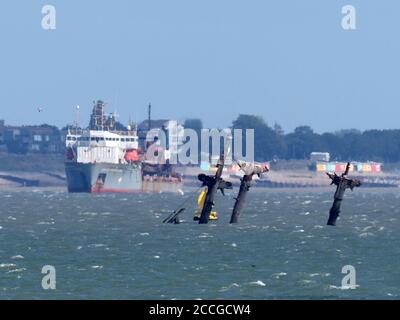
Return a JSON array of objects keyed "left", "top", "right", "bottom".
[
  {"left": 4, "top": 115, "right": 400, "bottom": 163},
  {"left": 185, "top": 115, "right": 400, "bottom": 163}
]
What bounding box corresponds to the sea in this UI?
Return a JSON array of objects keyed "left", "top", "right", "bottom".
[{"left": 0, "top": 189, "right": 399, "bottom": 299}]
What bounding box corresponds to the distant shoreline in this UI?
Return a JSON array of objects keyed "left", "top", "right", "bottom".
[
  {"left": 1, "top": 152, "right": 399, "bottom": 191},
  {"left": 0, "top": 185, "right": 398, "bottom": 194}
]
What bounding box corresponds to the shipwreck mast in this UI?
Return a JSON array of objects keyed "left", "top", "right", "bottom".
[{"left": 326, "top": 162, "right": 361, "bottom": 226}]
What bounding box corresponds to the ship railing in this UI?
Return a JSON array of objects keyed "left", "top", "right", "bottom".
[
  {"left": 68, "top": 128, "right": 138, "bottom": 137},
  {"left": 67, "top": 128, "right": 89, "bottom": 136}
]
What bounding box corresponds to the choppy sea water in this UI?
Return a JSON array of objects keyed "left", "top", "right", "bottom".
[{"left": 0, "top": 189, "right": 399, "bottom": 300}]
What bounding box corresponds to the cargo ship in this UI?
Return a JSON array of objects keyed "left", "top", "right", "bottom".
[{"left": 65, "top": 100, "right": 182, "bottom": 193}]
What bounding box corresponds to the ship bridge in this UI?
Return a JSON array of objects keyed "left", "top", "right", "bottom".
[
  {"left": 66, "top": 130, "right": 139, "bottom": 164},
  {"left": 66, "top": 130, "right": 138, "bottom": 150}
]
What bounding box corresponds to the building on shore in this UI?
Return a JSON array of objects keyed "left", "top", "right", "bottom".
[
  {"left": 0, "top": 120, "right": 64, "bottom": 154},
  {"left": 310, "top": 152, "right": 330, "bottom": 162},
  {"left": 314, "top": 161, "right": 382, "bottom": 173},
  {"left": 0, "top": 110, "right": 185, "bottom": 156}
]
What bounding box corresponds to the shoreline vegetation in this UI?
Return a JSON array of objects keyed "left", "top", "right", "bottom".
[
  {"left": 3, "top": 114, "right": 400, "bottom": 192},
  {"left": 1, "top": 152, "right": 400, "bottom": 191}
]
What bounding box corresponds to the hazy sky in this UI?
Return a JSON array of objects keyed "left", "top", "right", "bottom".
[{"left": 0, "top": 0, "right": 399, "bottom": 133}]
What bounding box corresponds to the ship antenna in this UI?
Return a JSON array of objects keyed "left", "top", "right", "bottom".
[
  {"left": 128, "top": 115, "right": 132, "bottom": 133},
  {"left": 148, "top": 103, "right": 152, "bottom": 132},
  {"left": 102, "top": 102, "right": 106, "bottom": 131},
  {"left": 75, "top": 105, "right": 80, "bottom": 133},
  {"left": 113, "top": 89, "right": 120, "bottom": 132},
  {"left": 113, "top": 109, "right": 120, "bottom": 131}
]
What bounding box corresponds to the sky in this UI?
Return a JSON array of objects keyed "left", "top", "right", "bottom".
[{"left": 0, "top": 0, "right": 399, "bottom": 133}]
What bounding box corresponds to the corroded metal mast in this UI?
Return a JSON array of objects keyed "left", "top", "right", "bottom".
[
  {"left": 326, "top": 162, "right": 361, "bottom": 226},
  {"left": 198, "top": 155, "right": 232, "bottom": 224},
  {"left": 230, "top": 161, "right": 269, "bottom": 224}
]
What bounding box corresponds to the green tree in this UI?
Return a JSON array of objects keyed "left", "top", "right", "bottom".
[
  {"left": 285, "top": 126, "right": 323, "bottom": 159},
  {"left": 232, "top": 114, "right": 285, "bottom": 161}
]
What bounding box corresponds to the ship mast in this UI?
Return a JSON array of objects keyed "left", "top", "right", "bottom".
[
  {"left": 74, "top": 105, "right": 80, "bottom": 134},
  {"left": 90, "top": 100, "right": 107, "bottom": 131},
  {"left": 148, "top": 103, "right": 152, "bottom": 132}
]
